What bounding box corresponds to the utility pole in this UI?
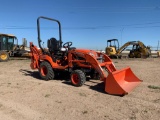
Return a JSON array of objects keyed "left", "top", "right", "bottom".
[
  {"left": 120, "top": 28, "right": 124, "bottom": 46},
  {"left": 157, "top": 40, "right": 159, "bottom": 51}
]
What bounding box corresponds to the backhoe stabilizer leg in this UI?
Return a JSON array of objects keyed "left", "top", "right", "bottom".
[{"left": 30, "top": 42, "right": 41, "bottom": 69}]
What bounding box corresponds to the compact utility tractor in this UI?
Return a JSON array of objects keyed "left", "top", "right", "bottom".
[{"left": 30, "top": 16, "right": 142, "bottom": 95}]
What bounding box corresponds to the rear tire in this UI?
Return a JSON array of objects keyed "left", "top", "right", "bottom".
[
  {"left": 39, "top": 61, "right": 54, "bottom": 80},
  {"left": 71, "top": 70, "right": 86, "bottom": 87},
  {"left": 0, "top": 51, "right": 9, "bottom": 62},
  {"left": 128, "top": 53, "right": 134, "bottom": 58},
  {"left": 136, "top": 53, "right": 141, "bottom": 58}
]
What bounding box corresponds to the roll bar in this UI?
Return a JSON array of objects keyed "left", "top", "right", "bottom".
[{"left": 37, "top": 16, "right": 62, "bottom": 52}]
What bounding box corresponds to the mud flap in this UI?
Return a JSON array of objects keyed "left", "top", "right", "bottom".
[{"left": 105, "top": 67, "right": 142, "bottom": 95}]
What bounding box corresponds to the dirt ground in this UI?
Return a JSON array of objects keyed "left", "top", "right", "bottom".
[{"left": 0, "top": 58, "right": 160, "bottom": 120}]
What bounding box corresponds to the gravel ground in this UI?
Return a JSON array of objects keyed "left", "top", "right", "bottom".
[{"left": 0, "top": 58, "right": 160, "bottom": 120}]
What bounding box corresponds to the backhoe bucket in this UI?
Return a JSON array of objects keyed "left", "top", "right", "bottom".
[{"left": 105, "top": 67, "right": 142, "bottom": 95}]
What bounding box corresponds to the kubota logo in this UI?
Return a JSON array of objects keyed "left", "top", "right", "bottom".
[{"left": 75, "top": 52, "right": 84, "bottom": 57}]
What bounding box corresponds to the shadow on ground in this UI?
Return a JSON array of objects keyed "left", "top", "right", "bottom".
[
  {"left": 19, "top": 69, "right": 120, "bottom": 96},
  {"left": 19, "top": 69, "right": 41, "bottom": 79},
  {"left": 19, "top": 69, "right": 70, "bottom": 81},
  {"left": 88, "top": 81, "right": 106, "bottom": 94}
]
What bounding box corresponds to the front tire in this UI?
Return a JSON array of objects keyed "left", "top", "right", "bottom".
[
  {"left": 39, "top": 61, "right": 54, "bottom": 80},
  {"left": 0, "top": 51, "right": 9, "bottom": 62},
  {"left": 71, "top": 70, "right": 86, "bottom": 87}
]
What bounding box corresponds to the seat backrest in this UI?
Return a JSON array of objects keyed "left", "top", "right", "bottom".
[{"left": 47, "top": 38, "right": 60, "bottom": 52}]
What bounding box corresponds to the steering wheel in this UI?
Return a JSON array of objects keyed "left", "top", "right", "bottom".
[{"left": 63, "top": 42, "right": 72, "bottom": 48}]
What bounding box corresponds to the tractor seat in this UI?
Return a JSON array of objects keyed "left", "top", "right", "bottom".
[
  {"left": 47, "top": 38, "right": 60, "bottom": 52},
  {"left": 47, "top": 38, "right": 67, "bottom": 61}
]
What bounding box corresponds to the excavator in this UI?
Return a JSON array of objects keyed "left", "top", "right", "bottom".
[
  {"left": 105, "top": 39, "right": 151, "bottom": 58},
  {"left": 30, "top": 16, "right": 142, "bottom": 96},
  {"left": 0, "top": 33, "right": 31, "bottom": 62}
]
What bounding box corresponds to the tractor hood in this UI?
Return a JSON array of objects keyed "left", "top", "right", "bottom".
[{"left": 72, "top": 49, "right": 98, "bottom": 58}]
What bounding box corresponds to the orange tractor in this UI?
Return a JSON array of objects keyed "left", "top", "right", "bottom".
[{"left": 30, "top": 16, "right": 142, "bottom": 95}]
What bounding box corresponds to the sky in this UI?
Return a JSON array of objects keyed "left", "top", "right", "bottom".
[{"left": 0, "top": 0, "right": 160, "bottom": 50}]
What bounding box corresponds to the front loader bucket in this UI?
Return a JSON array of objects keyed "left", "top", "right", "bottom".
[{"left": 105, "top": 67, "right": 142, "bottom": 95}]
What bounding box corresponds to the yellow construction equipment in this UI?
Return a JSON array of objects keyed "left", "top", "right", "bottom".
[
  {"left": 105, "top": 39, "right": 151, "bottom": 58},
  {"left": 105, "top": 39, "right": 119, "bottom": 58},
  {"left": 0, "top": 33, "right": 30, "bottom": 61}
]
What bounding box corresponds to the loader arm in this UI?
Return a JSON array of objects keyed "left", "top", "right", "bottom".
[
  {"left": 82, "top": 52, "right": 142, "bottom": 95},
  {"left": 84, "top": 54, "right": 108, "bottom": 81},
  {"left": 81, "top": 52, "right": 117, "bottom": 81}
]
